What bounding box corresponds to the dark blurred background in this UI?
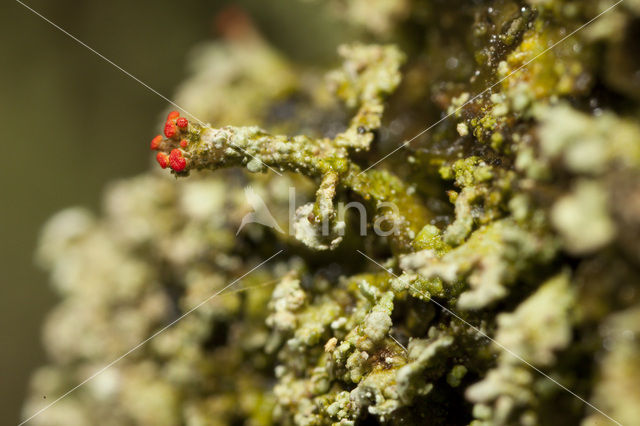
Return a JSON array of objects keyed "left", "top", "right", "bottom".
[{"left": 0, "top": 1, "right": 343, "bottom": 423}]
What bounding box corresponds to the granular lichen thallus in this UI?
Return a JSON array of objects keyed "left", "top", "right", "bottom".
[
  {"left": 150, "top": 44, "right": 430, "bottom": 252},
  {"left": 25, "top": 2, "right": 640, "bottom": 426}
]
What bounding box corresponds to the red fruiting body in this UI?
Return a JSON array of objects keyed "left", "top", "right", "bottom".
[
  {"left": 180, "top": 139, "right": 188, "bottom": 148},
  {"left": 169, "top": 148, "right": 187, "bottom": 172},
  {"left": 164, "top": 121, "right": 177, "bottom": 138},
  {"left": 176, "top": 117, "right": 188, "bottom": 128},
  {"left": 156, "top": 152, "right": 170, "bottom": 168},
  {"left": 150, "top": 134, "right": 163, "bottom": 150},
  {"left": 167, "top": 110, "right": 180, "bottom": 121}
]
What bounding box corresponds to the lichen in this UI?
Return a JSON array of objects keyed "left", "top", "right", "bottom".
[{"left": 23, "top": 2, "right": 640, "bottom": 426}]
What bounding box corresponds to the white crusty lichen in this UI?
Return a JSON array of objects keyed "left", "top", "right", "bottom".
[
  {"left": 466, "top": 273, "right": 575, "bottom": 425},
  {"left": 24, "top": 2, "right": 640, "bottom": 425},
  {"left": 536, "top": 103, "right": 640, "bottom": 174},
  {"left": 584, "top": 307, "right": 640, "bottom": 426},
  {"left": 551, "top": 179, "right": 616, "bottom": 255}
]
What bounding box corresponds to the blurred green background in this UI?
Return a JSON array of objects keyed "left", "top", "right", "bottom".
[{"left": 0, "top": 1, "right": 342, "bottom": 423}]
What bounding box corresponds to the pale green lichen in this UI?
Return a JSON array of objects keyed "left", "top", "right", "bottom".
[
  {"left": 466, "top": 273, "right": 575, "bottom": 425},
  {"left": 157, "top": 44, "right": 429, "bottom": 252},
  {"left": 23, "top": 1, "right": 640, "bottom": 425},
  {"left": 551, "top": 179, "right": 616, "bottom": 255},
  {"left": 584, "top": 307, "right": 640, "bottom": 426}
]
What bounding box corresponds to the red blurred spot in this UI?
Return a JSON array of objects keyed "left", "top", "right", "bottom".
[{"left": 215, "top": 5, "right": 256, "bottom": 40}]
